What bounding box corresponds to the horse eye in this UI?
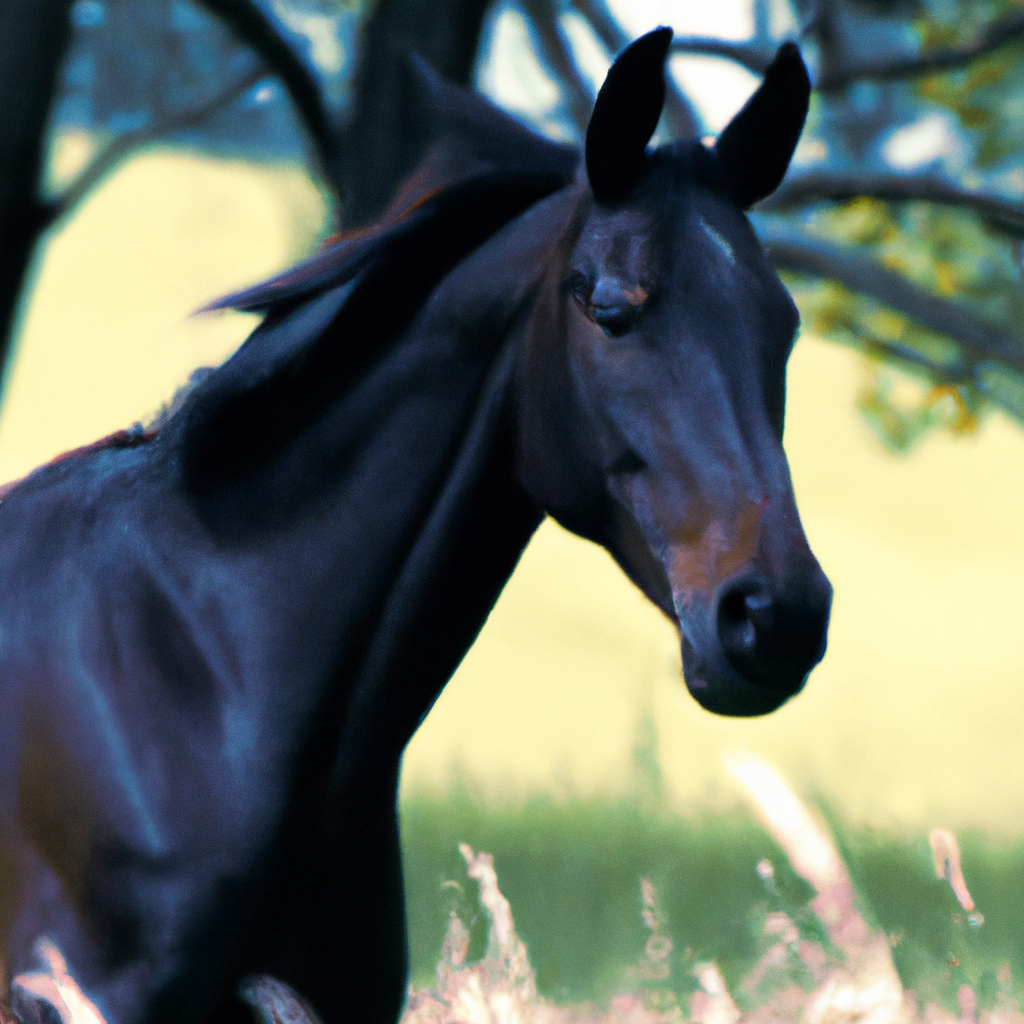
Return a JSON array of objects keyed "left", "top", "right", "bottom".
[
  {"left": 589, "top": 278, "right": 648, "bottom": 337},
  {"left": 566, "top": 275, "right": 646, "bottom": 337},
  {"left": 566, "top": 274, "right": 591, "bottom": 305},
  {"left": 591, "top": 304, "right": 636, "bottom": 337}
]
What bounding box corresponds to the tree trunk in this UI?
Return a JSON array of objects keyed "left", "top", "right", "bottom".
[
  {"left": 199, "top": 0, "right": 493, "bottom": 226},
  {"left": 0, "top": 0, "right": 75, "bottom": 380},
  {"left": 336, "top": 0, "right": 492, "bottom": 227}
]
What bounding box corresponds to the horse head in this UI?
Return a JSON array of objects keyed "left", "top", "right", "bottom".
[{"left": 516, "top": 29, "right": 832, "bottom": 717}]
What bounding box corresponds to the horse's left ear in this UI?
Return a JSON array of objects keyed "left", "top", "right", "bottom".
[
  {"left": 714, "top": 42, "right": 811, "bottom": 209},
  {"left": 586, "top": 27, "right": 673, "bottom": 204}
]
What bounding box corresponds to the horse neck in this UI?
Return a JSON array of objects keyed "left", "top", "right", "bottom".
[
  {"left": 333, "top": 191, "right": 587, "bottom": 766},
  {"left": 324, "top": 334, "right": 544, "bottom": 779},
  {"left": 168, "top": 194, "right": 579, "bottom": 766}
]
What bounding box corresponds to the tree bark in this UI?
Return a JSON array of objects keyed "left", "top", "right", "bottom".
[
  {"left": 337, "top": 0, "right": 492, "bottom": 227},
  {"left": 0, "top": 0, "right": 75, "bottom": 381},
  {"left": 198, "top": 0, "right": 493, "bottom": 226}
]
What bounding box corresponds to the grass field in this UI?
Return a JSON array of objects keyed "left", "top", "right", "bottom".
[{"left": 400, "top": 758, "right": 1024, "bottom": 1023}]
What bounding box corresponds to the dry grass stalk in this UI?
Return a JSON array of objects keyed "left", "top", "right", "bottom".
[{"left": 401, "top": 754, "right": 1024, "bottom": 1024}]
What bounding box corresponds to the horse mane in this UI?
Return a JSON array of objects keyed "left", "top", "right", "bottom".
[
  {"left": 177, "top": 82, "right": 579, "bottom": 491},
  {"left": 205, "top": 59, "right": 578, "bottom": 319}
]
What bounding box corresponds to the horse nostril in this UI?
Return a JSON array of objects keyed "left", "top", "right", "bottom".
[
  {"left": 743, "top": 590, "right": 773, "bottom": 625},
  {"left": 717, "top": 585, "right": 760, "bottom": 659},
  {"left": 715, "top": 570, "right": 831, "bottom": 694}
]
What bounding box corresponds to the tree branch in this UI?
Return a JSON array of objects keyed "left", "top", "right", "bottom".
[
  {"left": 197, "top": 0, "right": 334, "bottom": 159},
  {"left": 760, "top": 169, "right": 1024, "bottom": 236},
  {"left": 816, "top": 9, "right": 1024, "bottom": 90},
  {"left": 863, "top": 336, "right": 972, "bottom": 383},
  {"left": 753, "top": 0, "right": 771, "bottom": 45},
  {"left": 667, "top": 8, "right": 1024, "bottom": 92},
  {"left": 337, "top": 0, "right": 491, "bottom": 227},
  {"left": 520, "top": 0, "right": 594, "bottom": 137},
  {"left": 760, "top": 226, "right": 1024, "bottom": 373},
  {"left": 43, "top": 65, "right": 266, "bottom": 228},
  {"left": 571, "top": 0, "right": 700, "bottom": 137}
]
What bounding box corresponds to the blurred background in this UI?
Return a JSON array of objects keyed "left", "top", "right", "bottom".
[{"left": 2, "top": 0, "right": 1024, "bottom": 1017}]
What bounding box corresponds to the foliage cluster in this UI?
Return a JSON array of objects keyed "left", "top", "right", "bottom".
[{"left": 759, "top": 0, "right": 1024, "bottom": 449}]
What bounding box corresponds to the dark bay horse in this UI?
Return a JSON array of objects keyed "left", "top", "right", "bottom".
[{"left": 0, "top": 28, "right": 830, "bottom": 1024}]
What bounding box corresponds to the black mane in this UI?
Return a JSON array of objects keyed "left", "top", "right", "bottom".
[{"left": 177, "top": 75, "right": 579, "bottom": 491}]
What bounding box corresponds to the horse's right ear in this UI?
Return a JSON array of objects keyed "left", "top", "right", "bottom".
[
  {"left": 586, "top": 27, "right": 673, "bottom": 204},
  {"left": 714, "top": 42, "right": 811, "bottom": 209}
]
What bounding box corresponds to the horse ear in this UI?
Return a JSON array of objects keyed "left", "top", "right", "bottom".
[
  {"left": 585, "top": 27, "right": 673, "bottom": 204},
  {"left": 714, "top": 42, "right": 811, "bottom": 209}
]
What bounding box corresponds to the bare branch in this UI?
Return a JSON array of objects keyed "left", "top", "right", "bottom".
[
  {"left": 862, "top": 336, "right": 972, "bottom": 383},
  {"left": 338, "top": 0, "right": 491, "bottom": 226},
  {"left": 667, "top": 8, "right": 1024, "bottom": 91},
  {"left": 43, "top": 66, "right": 267, "bottom": 228},
  {"left": 753, "top": 0, "right": 771, "bottom": 44},
  {"left": 197, "top": 0, "right": 333, "bottom": 157},
  {"left": 571, "top": 0, "right": 700, "bottom": 137},
  {"left": 816, "top": 9, "right": 1024, "bottom": 90},
  {"left": 760, "top": 226, "right": 1024, "bottom": 373},
  {"left": 761, "top": 169, "right": 1024, "bottom": 236},
  {"left": 520, "top": 0, "right": 594, "bottom": 137},
  {"left": 670, "top": 37, "right": 777, "bottom": 76}
]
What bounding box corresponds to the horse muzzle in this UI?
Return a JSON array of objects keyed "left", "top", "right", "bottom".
[{"left": 678, "top": 565, "right": 832, "bottom": 717}]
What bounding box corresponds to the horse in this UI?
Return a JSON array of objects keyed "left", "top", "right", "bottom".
[{"left": 0, "top": 27, "right": 830, "bottom": 1024}]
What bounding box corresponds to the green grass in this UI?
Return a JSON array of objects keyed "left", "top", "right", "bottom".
[
  {"left": 400, "top": 787, "right": 1024, "bottom": 1017},
  {"left": 830, "top": 822, "right": 1024, "bottom": 1010}
]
